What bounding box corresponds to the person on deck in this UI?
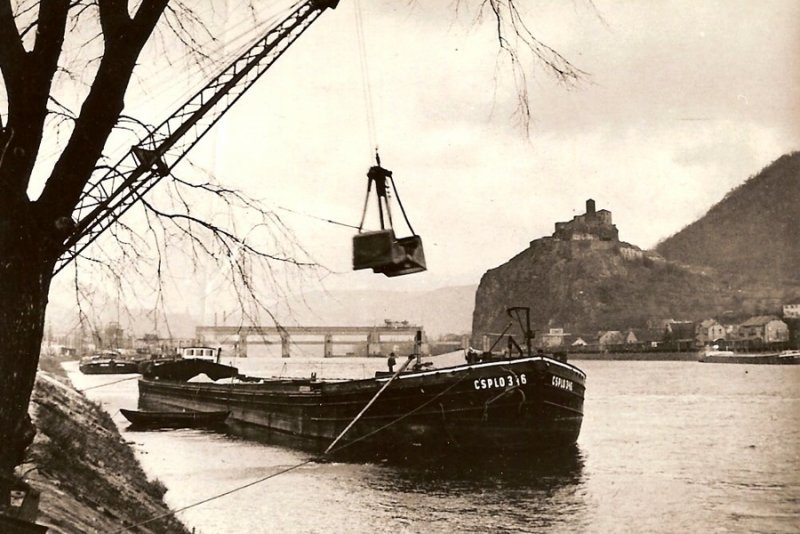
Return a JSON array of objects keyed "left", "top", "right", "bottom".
[{"left": 387, "top": 352, "right": 397, "bottom": 373}]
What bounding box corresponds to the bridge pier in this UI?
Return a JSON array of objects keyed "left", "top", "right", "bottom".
[
  {"left": 324, "top": 334, "right": 333, "bottom": 358},
  {"left": 196, "top": 325, "right": 427, "bottom": 359},
  {"left": 280, "top": 332, "right": 291, "bottom": 358}
]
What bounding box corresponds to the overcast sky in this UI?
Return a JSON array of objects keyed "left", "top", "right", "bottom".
[
  {"left": 41, "top": 0, "right": 800, "bottom": 316},
  {"left": 205, "top": 0, "right": 799, "bottom": 292}
]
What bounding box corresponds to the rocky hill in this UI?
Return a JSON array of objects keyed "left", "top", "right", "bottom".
[
  {"left": 471, "top": 157, "right": 800, "bottom": 342},
  {"left": 471, "top": 238, "right": 743, "bottom": 341},
  {"left": 656, "top": 151, "right": 800, "bottom": 293}
]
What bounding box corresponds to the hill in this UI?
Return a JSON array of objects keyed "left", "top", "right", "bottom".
[
  {"left": 656, "top": 151, "right": 800, "bottom": 293},
  {"left": 471, "top": 238, "right": 746, "bottom": 341},
  {"left": 471, "top": 155, "right": 800, "bottom": 342}
]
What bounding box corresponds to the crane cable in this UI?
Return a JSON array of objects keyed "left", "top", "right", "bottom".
[
  {"left": 354, "top": 0, "right": 379, "bottom": 161},
  {"left": 353, "top": 2, "right": 419, "bottom": 239}
]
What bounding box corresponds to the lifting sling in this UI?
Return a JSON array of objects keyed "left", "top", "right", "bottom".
[{"left": 352, "top": 157, "right": 426, "bottom": 277}]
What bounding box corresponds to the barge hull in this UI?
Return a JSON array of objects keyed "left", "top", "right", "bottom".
[{"left": 138, "top": 356, "right": 585, "bottom": 452}]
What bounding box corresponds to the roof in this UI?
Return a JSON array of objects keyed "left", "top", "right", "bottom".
[
  {"left": 632, "top": 328, "right": 663, "bottom": 343},
  {"left": 740, "top": 315, "right": 782, "bottom": 327}
]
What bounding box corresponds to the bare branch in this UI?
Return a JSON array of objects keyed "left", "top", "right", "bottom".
[
  {"left": 461, "top": 0, "right": 587, "bottom": 131},
  {"left": 39, "top": 0, "right": 169, "bottom": 219}
]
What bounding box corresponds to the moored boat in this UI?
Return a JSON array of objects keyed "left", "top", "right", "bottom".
[
  {"left": 78, "top": 351, "right": 140, "bottom": 375},
  {"left": 698, "top": 348, "right": 799, "bottom": 365},
  {"left": 777, "top": 349, "right": 800, "bottom": 364},
  {"left": 136, "top": 308, "right": 586, "bottom": 453}
]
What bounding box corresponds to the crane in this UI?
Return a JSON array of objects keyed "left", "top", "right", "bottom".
[{"left": 53, "top": 0, "right": 340, "bottom": 275}]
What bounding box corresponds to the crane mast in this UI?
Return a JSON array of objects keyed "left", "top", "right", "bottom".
[{"left": 54, "top": 0, "right": 340, "bottom": 275}]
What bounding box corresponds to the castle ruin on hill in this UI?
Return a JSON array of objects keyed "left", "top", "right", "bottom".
[{"left": 553, "top": 199, "right": 619, "bottom": 241}]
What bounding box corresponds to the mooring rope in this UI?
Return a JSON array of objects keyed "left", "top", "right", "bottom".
[
  {"left": 81, "top": 375, "right": 140, "bottom": 391},
  {"left": 108, "top": 371, "right": 470, "bottom": 533},
  {"left": 324, "top": 355, "right": 414, "bottom": 453},
  {"left": 107, "top": 458, "right": 317, "bottom": 534},
  {"left": 325, "top": 372, "right": 469, "bottom": 453}
]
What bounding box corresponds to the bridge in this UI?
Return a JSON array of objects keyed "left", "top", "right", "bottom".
[{"left": 195, "top": 324, "right": 426, "bottom": 358}]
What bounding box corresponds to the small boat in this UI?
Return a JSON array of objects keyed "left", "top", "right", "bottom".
[
  {"left": 79, "top": 351, "right": 140, "bottom": 375},
  {"left": 136, "top": 307, "right": 587, "bottom": 454},
  {"left": 698, "top": 348, "right": 799, "bottom": 365},
  {"left": 119, "top": 408, "right": 229, "bottom": 428},
  {"left": 778, "top": 350, "right": 800, "bottom": 364}
]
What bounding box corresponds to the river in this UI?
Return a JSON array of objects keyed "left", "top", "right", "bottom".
[{"left": 65, "top": 356, "right": 800, "bottom": 533}]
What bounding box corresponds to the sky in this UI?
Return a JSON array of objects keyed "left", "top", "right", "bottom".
[{"left": 38, "top": 0, "right": 800, "bottom": 319}]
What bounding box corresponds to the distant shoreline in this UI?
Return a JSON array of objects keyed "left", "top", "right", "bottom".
[{"left": 568, "top": 351, "right": 698, "bottom": 361}]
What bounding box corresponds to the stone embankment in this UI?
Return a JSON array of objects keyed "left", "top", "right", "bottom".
[{"left": 16, "top": 359, "right": 189, "bottom": 533}]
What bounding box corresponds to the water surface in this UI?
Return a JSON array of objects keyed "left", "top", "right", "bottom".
[{"left": 65, "top": 358, "right": 800, "bottom": 533}]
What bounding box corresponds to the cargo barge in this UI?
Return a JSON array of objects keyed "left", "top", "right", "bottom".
[{"left": 137, "top": 308, "right": 586, "bottom": 453}]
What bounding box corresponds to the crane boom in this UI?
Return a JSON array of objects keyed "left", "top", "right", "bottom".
[{"left": 54, "top": 0, "right": 340, "bottom": 275}]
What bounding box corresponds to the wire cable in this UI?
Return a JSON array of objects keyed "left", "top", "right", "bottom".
[
  {"left": 80, "top": 375, "right": 140, "bottom": 391},
  {"left": 108, "top": 372, "right": 469, "bottom": 533},
  {"left": 276, "top": 205, "right": 360, "bottom": 229},
  {"left": 353, "top": 0, "right": 378, "bottom": 160}
]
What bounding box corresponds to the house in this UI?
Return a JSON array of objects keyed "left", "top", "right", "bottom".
[
  {"left": 696, "top": 319, "right": 726, "bottom": 347},
  {"left": 663, "top": 320, "right": 696, "bottom": 350},
  {"left": 571, "top": 337, "right": 588, "bottom": 347},
  {"left": 624, "top": 330, "right": 638, "bottom": 344},
  {"left": 783, "top": 303, "right": 800, "bottom": 319},
  {"left": 540, "top": 328, "right": 569, "bottom": 348},
  {"left": 598, "top": 330, "right": 625, "bottom": 348},
  {"left": 738, "top": 315, "right": 790, "bottom": 346},
  {"left": 635, "top": 328, "right": 665, "bottom": 349}
]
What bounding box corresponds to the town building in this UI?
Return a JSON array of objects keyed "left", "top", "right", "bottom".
[
  {"left": 696, "top": 318, "right": 726, "bottom": 347},
  {"left": 663, "top": 320, "right": 696, "bottom": 351},
  {"left": 598, "top": 330, "right": 625, "bottom": 349},
  {"left": 783, "top": 303, "right": 800, "bottom": 319},
  {"left": 737, "top": 315, "right": 790, "bottom": 346},
  {"left": 540, "top": 327, "right": 569, "bottom": 348},
  {"left": 570, "top": 336, "right": 588, "bottom": 347}
]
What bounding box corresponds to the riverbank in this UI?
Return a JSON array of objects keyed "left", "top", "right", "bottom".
[
  {"left": 59, "top": 359, "right": 800, "bottom": 533},
  {"left": 569, "top": 351, "right": 698, "bottom": 361},
  {"left": 15, "top": 356, "right": 190, "bottom": 533}
]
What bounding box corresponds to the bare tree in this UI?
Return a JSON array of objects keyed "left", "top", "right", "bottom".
[{"left": 0, "top": 0, "right": 584, "bottom": 502}]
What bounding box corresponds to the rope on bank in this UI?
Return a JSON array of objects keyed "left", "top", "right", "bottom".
[
  {"left": 108, "top": 372, "right": 470, "bottom": 533},
  {"left": 107, "top": 459, "right": 317, "bottom": 534}
]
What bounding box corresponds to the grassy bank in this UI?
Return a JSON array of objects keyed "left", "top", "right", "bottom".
[{"left": 18, "top": 355, "right": 190, "bottom": 533}]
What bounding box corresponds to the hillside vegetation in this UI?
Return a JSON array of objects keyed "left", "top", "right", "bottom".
[
  {"left": 22, "top": 361, "right": 190, "bottom": 533},
  {"left": 657, "top": 151, "right": 800, "bottom": 292}
]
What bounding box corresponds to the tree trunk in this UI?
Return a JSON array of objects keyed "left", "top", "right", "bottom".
[{"left": 0, "top": 210, "right": 55, "bottom": 507}]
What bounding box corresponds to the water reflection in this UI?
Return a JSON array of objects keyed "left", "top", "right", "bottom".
[
  {"left": 380, "top": 445, "right": 585, "bottom": 492},
  {"left": 204, "top": 415, "right": 586, "bottom": 490},
  {"left": 357, "top": 446, "right": 589, "bottom": 533}
]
